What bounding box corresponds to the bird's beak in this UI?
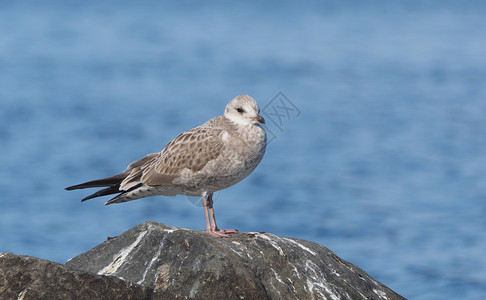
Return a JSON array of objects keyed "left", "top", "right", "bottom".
[{"left": 254, "top": 115, "right": 265, "bottom": 124}]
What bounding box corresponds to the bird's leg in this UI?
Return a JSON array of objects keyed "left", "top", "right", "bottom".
[
  {"left": 202, "top": 193, "right": 214, "bottom": 234},
  {"left": 201, "top": 193, "right": 237, "bottom": 238},
  {"left": 207, "top": 193, "right": 238, "bottom": 236},
  {"left": 202, "top": 193, "right": 229, "bottom": 238}
]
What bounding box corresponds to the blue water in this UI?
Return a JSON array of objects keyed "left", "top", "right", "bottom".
[{"left": 1, "top": 1, "right": 486, "bottom": 299}]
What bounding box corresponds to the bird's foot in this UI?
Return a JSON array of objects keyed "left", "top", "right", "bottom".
[{"left": 206, "top": 228, "right": 238, "bottom": 238}]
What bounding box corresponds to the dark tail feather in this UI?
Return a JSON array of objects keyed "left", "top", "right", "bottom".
[
  {"left": 105, "top": 183, "right": 143, "bottom": 205},
  {"left": 81, "top": 185, "right": 121, "bottom": 202},
  {"left": 65, "top": 174, "right": 126, "bottom": 190}
]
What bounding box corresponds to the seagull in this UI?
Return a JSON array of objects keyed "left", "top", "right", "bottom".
[{"left": 66, "top": 95, "right": 267, "bottom": 238}]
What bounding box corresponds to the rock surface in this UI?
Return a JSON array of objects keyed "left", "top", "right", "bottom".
[
  {"left": 66, "top": 221, "right": 405, "bottom": 300},
  {"left": 0, "top": 252, "right": 151, "bottom": 300}
]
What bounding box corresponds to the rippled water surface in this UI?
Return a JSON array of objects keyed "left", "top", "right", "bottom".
[{"left": 1, "top": 1, "right": 486, "bottom": 299}]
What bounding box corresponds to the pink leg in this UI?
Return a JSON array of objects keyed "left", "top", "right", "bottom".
[
  {"left": 202, "top": 193, "right": 238, "bottom": 238},
  {"left": 202, "top": 194, "right": 213, "bottom": 233},
  {"left": 207, "top": 193, "right": 238, "bottom": 235}
]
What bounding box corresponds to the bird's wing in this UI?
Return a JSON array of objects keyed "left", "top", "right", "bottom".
[
  {"left": 118, "top": 153, "right": 160, "bottom": 190},
  {"left": 121, "top": 125, "right": 225, "bottom": 189},
  {"left": 124, "top": 153, "right": 159, "bottom": 172}
]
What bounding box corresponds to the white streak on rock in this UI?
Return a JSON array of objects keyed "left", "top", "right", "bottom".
[
  {"left": 373, "top": 289, "right": 390, "bottom": 300},
  {"left": 282, "top": 238, "right": 316, "bottom": 256},
  {"left": 331, "top": 269, "right": 340, "bottom": 277},
  {"left": 98, "top": 230, "right": 148, "bottom": 276},
  {"left": 304, "top": 260, "right": 340, "bottom": 300},
  {"left": 271, "top": 268, "right": 285, "bottom": 285},
  {"left": 229, "top": 247, "right": 244, "bottom": 257},
  {"left": 292, "top": 265, "right": 301, "bottom": 279},
  {"left": 258, "top": 234, "right": 284, "bottom": 256},
  {"left": 137, "top": 234, "right": 170, "bottom": 285},
  {"left": 17, "top": 289, "right": 28, "bottom": 300}
]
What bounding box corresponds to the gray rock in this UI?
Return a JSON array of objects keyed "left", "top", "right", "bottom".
[
  {"left": 67, "top": 221, "right": 405, "bottom": 300},
  {"left": 0, "top": 252, "right": 151, "bottom": 300}
]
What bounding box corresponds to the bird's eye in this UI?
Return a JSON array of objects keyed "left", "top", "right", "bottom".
[{"left": 236, "top": 107, "right": 245, "bottom": 113}]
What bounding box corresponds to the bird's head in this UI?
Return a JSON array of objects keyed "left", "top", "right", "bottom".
[{"left": 224, "top": 95, "right": 265, "bottom": 126}]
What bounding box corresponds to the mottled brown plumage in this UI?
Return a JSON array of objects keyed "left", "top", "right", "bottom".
[{"left": 66, "top": 95, "right": 266, "bottom": 237}]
